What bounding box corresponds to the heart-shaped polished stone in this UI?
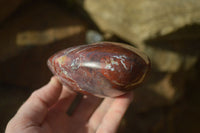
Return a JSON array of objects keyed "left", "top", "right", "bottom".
[{"left": 47, "top": 42, "right": 150, "bottom": 97}]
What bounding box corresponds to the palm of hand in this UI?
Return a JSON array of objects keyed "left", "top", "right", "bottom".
[
  {"left": 6, "top": 77, "right": 132, "bottom": 133},
  {"left": 40, "top": 95, "right": 102, "bottom": 133}
]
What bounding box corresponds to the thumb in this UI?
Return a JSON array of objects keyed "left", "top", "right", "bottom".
[{"left": 15, "top": 77, "right": 62, "bottom": 124}]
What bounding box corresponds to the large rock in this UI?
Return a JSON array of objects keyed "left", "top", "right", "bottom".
[{"left": 84, "top": 0, "right": 200, "bottom": 44}]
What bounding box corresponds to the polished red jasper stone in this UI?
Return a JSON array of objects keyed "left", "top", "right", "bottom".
[{"left": 47, "top": 42, "right": 150, "bottom": 97}]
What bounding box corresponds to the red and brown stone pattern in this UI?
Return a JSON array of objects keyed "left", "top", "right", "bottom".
[{"left": 47, "top": 42, "right": 150, "bottom": 97}]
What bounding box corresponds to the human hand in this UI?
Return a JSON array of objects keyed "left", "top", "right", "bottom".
[{"left": 6, "top": 77, "right": 133, "bottom": 133}]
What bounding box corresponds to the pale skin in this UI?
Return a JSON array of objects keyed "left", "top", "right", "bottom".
[{"left": 5, "top": 77, "right": 133, "bottom": 133}]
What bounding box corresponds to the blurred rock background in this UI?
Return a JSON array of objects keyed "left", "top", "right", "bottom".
[{"left": 0, "top": 0, "right": 199, "bottom": 132}]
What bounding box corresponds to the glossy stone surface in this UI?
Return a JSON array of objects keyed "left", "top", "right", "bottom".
[{"left": 47, "top": 42, "right": 150, "bottom": 97}]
